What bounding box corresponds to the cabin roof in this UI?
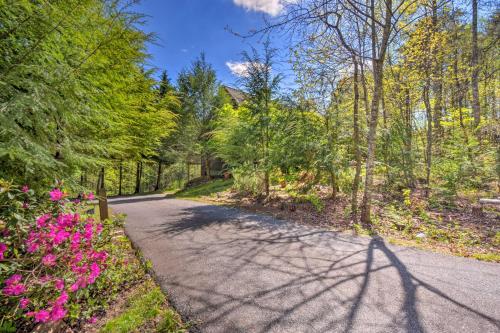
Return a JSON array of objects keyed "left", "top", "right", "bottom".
[{"left": 223, "top": 85, "right": 246, "bottom": 106}]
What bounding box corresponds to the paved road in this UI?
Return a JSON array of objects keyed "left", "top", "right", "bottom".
[{"left": 110, "top": 194, "right": 500, "bottom": 333}]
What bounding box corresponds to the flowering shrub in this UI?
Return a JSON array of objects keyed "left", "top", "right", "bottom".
[{"left": 0, "top": 180, "right": 144, "bottom": 331}]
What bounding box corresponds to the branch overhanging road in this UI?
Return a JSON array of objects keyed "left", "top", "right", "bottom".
[{"left": 109, "top": 194, "right": 500, "bottom": 333}]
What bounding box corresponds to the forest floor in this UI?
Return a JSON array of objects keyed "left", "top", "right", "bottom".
[{"left": 174, "top": 179, "right": 500, "bottom": 262}]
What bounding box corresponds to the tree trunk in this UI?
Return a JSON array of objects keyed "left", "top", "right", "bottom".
[
  {"left": 351, "top": 57, "right": 362, "bottom": 219},
  {"left": 433, "top": 78, "right": 443, "bottom": 132},
  {"left": 118, "top": 161, "right": 123, "bottom": 196},
  {"left": 381, "top": 91, "right": 390, "bottom": 183},
  {"left": 431, "top": 0, "right": 443, "bottom": 132},
  {"left": 155, "top": 161, "right": 162, "bottom": 191},
  {"left": 423, "top": 83, "right": 433, "bottom": 198},
  {"left": 360, "top": 0, "right": 392, "bottom": 225},
  {"left": 206, "top": 153, "right": 211, "bottom": 180},
  {"left": 471, "top": 0, "right": 480, "bottom": 127},
  {"left": 360, "top": 60, "right": 383, "bottom": 225},
  {"left": 134, "top": 161, "right": 142, "bottom": 194},
  {"left": 264, "top": 170, "right": 270, "bottom": 197},
  {"left": 140, "top": 162, "right": 143, "bottom": 191},
  {"left": 329, "top": 170, "right": 337, "bottom": 200},
  {"left": 404, "top": 87, "right": 415, "bottom": 187},
  {"left": 359, "top": 59, "right": 370, "bottom": 124},
  {"left": 454, "top": 48, "right": 476, "bottom": 166},
  {"left": 201, "top": 156, "right": 206, "bottom": 177}
]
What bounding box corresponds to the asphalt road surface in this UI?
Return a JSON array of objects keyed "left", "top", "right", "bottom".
[{"left": 109, "top": 194, "right": 500, "bottom": 333}]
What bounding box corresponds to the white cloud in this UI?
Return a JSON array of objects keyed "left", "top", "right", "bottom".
[
  {"left": 226, "top": 61, "right": 251, "bottom": 77},
  {"left": 226, "top": 61, "right": 268, "bottom": 77},
  {"left": 233, "top": 0, "right": 294, "bottom": 16}
]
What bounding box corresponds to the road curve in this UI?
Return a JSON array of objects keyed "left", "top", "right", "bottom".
[{"left": 109, "top": 194, "right": 500, "bottom": 333}]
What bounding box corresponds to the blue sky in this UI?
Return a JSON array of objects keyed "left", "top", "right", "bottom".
[{"left": 132, "top": 0, "right": 294, "bottom": 86}]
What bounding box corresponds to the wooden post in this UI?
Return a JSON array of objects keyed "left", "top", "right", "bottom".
[{"left": 98, "top": 167, "right": 109, "bottom": 221}]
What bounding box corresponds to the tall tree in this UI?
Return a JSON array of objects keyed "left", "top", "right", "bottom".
[
  {"left": 240, "top": 42, "right": 282, "bottom": 197},
  {"left": 0, "top": 0, "right": 175, "bottom": 190},
  {"left": 177, "top": 53, "right": 220, "bottom": 179},
  {"left": 159, "top": 70, "right": 173, "bottom": 97},
  {"left": 471, "top": 0, "right": 481, "bottom": 127}
]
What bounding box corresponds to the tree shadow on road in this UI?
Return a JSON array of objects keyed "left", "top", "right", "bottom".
[{"left": 140, "top": 203, "right": 499, "bottom": 333}]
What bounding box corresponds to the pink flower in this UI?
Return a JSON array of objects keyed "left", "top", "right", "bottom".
[
  {"left": 26, "top": 231, "right": 41, "bottom": 253},
  {"left": 88, "top": 262, "right": 101, "bottom": 284},
  {"left": 4, "top": 275, "right": 25, "bottom": 295},
  {"left": 1, "top": 187, "right": 113, "bottom": 319},
  {"left": 93, "top": 251, "right": 108, "bottom": 263},
  {"left": 22, "top": 185, "right": 29, "bottom": 193},
  {"left": 22, "top": 202, "right": 29, "bottom": 209},
  {"left": 5, "top": 274, "right": 22, "bottom": 286},
  {"left": 3, "top": 283, "right": 26, "bottom": 296},
  {"left": 50, "top": 304, "right": 67, "bottom": 321},
  {"left": 36, "top": 214, "right": 51, "bottom": 228},
  {"left": 83, "top": 223, "right": 93, "bottom": 240},
  {"left": 49, "top": 188, "right": 63, "bottom": 201},
  {"left": 55, "top": 291, "right": 68, "bottom": 305},
  {"left": 27, "top": 242, "right": 39, "bottom": 253},
  {"left": 71, "top": 263, "right": 87, "bottom": 275},
  {"left": 70, "top": 232, "right": 81, "bottom": 250},
  {"left": 19, "top": 298, "right": 30, "bottom": 309},
  {"left": 0, "top": 243, "right": 6, "bottom": 260},
  {"left": 70, "top": 276, "right": 88, "bottom": 292},
  {"left": 56, "top": 213, "right": 77, "bottom": 228},
  {"left": 33, "top": 310, "right": 50, "bottom": 323},
  {"left": 53, "top": 230, "right": 70, "bottom": 245},
  {"left": 54, "top": 279, "right": 65, "bottom": 291},
  {"left": 69, "top": 282, "right": 79, "bottom": 292},
  {"left": 88, "top": 316, "right": 98, "bottom": 324},
  {"left": 42, "top": 254, "right": 57, "bottom": 266},
  {"left": 73, "top": 251, "right": 83, "bottom": 263}
]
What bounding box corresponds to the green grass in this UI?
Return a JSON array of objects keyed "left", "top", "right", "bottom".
[
  {"left": 174, "top": 179, "right": 234, "bottom": 199},
  {"left": 100, "top": 281, "right": 184, "bottom": 333},
  {"left": 156, "top": 309, "right": 186, "bottom": 333},
  {"left": 471, "top": 252, "right": 500, "bottom": 262}
]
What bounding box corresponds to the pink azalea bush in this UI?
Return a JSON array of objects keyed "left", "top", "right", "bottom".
[
  {"left": 0, "top": 180, "right": 144, "bottom": 330},
  {"left": 1, "top": 183, "right": 105, "bottom": 324}
]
